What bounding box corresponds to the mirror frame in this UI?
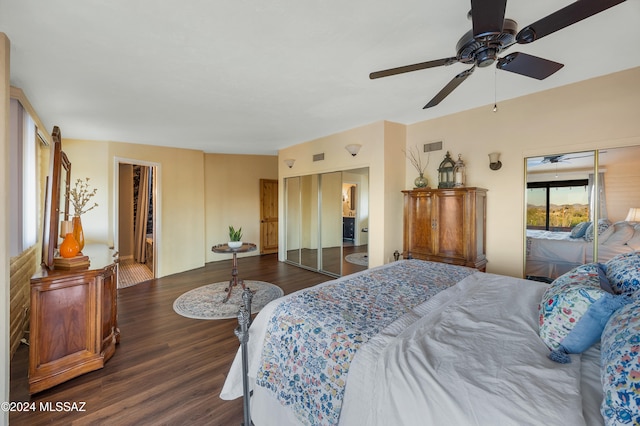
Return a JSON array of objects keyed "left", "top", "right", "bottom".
[{"left": 42, "top": 126, "right": 71, "bottom": 268}]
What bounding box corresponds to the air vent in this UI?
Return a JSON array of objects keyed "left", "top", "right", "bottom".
[
  {"left": 423, "top": 141, "right": 442, "bottom": 152},
  {"left": 313, "top": 153, "right": 324, "bottom": 162}
]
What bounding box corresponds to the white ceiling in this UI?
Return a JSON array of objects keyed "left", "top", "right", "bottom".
[{"left": 2, "top": 0, "right": 639, "bottom": 155}]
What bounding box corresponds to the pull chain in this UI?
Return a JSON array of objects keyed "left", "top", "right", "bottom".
[{"left": 493, "top": 68, "right": 498, "bottom": 113}]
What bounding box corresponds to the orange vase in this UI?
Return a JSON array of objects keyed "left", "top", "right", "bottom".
[
  {"left": 72, "top": 216, "right": 85, "bottom": 252},
  {"left": 59, "top": 233, "right": 80, "bottom": 258}
]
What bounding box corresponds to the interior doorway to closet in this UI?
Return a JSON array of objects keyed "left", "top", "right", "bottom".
[{"left": 117, "top": 160, "right": 158, "bottom": 288}]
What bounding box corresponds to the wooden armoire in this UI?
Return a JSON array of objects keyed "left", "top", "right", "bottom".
[{"left": 402, "top": 187, "right": 487, "bottom": 271}]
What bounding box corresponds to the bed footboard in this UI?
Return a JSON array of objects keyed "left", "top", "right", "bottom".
[{"left": 234, "top": 287, "right": 253, "bottom": 426}]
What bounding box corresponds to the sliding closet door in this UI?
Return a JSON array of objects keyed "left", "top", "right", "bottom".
[
  {"left": 320, "top": 172, "right": 342, "bottom": 276},
  {"left": 300, "top": 174, "right": 319, "bottom": 270},
  {"left": 285, "top": 177, "right": 300, "bottom": 265},
  {"left": 524, "top": 145, "right": 640, "bottom": 280}
]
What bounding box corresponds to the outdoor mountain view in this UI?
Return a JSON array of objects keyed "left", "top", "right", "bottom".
[
  {"left": 527, "top": 203, "right": 589, "bottom": 229},
  {"left": 527, "top": 185, "right": 589, "bottom": 230}
]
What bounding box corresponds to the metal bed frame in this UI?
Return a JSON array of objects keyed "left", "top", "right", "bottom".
[{"left": 234, "top": 287, "right": 254, "bottom": 426}]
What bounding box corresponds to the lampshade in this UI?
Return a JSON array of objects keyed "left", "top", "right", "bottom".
[
  {"left": 284, "top": 158, "right": 295, "bottom": 168},
  {"left": 345, "top": 144, "right": 362, "bottom": 156},
  {"left": 488, "top": 152, "right": 502, "bottom": 170},
  {"left": 625, "top": 208, "right": 640, "bottom": 222}
]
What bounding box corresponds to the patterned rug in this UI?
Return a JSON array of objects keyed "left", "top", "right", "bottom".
[
  {"left": 345, "top": 252, "right": 368, "bottom": 266},
  {"left": 173, "top": 280, "right": 284, "bottom": 320}
]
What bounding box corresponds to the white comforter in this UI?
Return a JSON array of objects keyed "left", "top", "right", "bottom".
[{"left": 222, "top": 272, "right": 601, "bottom": 426}]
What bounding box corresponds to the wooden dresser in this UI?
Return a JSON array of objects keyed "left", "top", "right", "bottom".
[
  {"left": 29, "top": 245, "right": 119, "bottom": 394},
  {"left": 402, "top": 187, "right": 487, "bottom": 271}
]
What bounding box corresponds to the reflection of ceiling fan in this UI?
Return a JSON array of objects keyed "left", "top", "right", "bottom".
[
  {"left": 528, "top": 153, "right": 597, "bottom": 167},
  {"left": 369, "top": 0, "right": 627, "bottom": 109}
]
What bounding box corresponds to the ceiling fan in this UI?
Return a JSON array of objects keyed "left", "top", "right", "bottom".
[{"left": 369, "top": 0, "right": 627, "bottom": 109}]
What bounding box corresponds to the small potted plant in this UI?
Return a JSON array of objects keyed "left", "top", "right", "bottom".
[{"left": 228, "top": 226, "right": 243, "bottom": 249}]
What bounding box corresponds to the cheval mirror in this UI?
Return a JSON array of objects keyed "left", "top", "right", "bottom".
[{"left": 42, "top": 126, "right": 71, "bottom": 268}]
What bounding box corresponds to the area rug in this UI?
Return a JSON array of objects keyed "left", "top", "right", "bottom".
[
  {"left": 345, "top": 252, "right": 368, "bottom": 266},
  {"left": 173, "top": 280, "right": 284, "bottom": 320}
]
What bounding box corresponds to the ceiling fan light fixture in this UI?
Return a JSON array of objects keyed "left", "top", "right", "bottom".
[
  {"left": 369, "top": 1, "right": 627, "bottom": 109},
  {"left": 476, "top": 47, "right": 498, "bottom": 67}
]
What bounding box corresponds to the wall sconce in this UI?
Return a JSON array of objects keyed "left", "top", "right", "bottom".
[
  {"left": 488, "top": 152, "right": 502, "bottom": 170},
  {"left": 284, "top": 158, "right": 295, "bottom": 168},
  {"left": 345, "top": 144, "right": 362, "bottom": 157},
  {"left": 625, "top": 208, "right": 640, "bottom": 222}
]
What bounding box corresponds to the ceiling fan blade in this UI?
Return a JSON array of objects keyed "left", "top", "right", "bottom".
[
  {"left": 497, "top": 52, "right": 564, "bottom": 80},
  {"left": 369, "top": 57, "right": 458, "bottom": 79},
  {"left": 471, "top": 0, "right": 507, "bottom": 39},
  {"left": 516, "top": 0, "right": 627, "bottom": 44},
  {"left": 423, "top": 67, "right": 475, "bottom": 109}
]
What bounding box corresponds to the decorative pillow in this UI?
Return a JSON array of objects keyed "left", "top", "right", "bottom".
[
  {"left": 626, "top": 224, "right": 640, "bottom": 250},
  {"left": 597, "top": 263, "right": 616, "bottom": 294},
  {"left": 600, "top": 298, "right": 640, "bottom": 425},
  {"left": 585, "top": 219, "right": 613, "bottom": 242},
  {"left": 570, "top": 221, "right": 591, "bottom": 239},
  {"left": 604, "top": 222, "right": 635, "bottom": 246},
  {"left": 605, "top": 252, "right": 640, "bottom": 296},
  {"left": 539, "top": 263, "right": 630, "bottom": 363}
]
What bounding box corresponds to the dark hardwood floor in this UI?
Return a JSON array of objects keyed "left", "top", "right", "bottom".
[{"left": 10, "top": 253, "right": 344, "bottom": 426}]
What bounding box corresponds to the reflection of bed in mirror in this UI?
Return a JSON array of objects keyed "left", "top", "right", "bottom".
[
  {"left": 525, "top": 145, "right": 640, "bottom": 281},
  {"left": 525, "top": 224, "right": 638, "bottom": 280}
]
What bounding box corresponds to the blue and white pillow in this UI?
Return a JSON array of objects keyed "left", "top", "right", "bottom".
[
  {"left": 539, "top": 263, "right": 630, "bottom": 363},
  {"left": 600, "top": 297, "right": 640, "bottom": 425},
  {"left": 605, "top": 252, "right": 640, "bottom": 296},
  {"left": 585, "top": 219, "right": 613, "bottom": 242},
  {"left": 570, "top": 221, "right": 591, "bottom": 239}
]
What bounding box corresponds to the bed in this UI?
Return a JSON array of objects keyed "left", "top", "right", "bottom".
[
  {"left": 221, "top": 257, "right": 640, "bottom": 426},
  {"left": 526, "top": 220, "right": 640, "bottom": 280}
]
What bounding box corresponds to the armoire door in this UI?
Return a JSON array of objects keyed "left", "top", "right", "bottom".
[
  {"left": 433, "top": 190, "right": 466, "bottom": 261},
  {"left": 403, "top": 189, "right": 435, "bottom": 258}
]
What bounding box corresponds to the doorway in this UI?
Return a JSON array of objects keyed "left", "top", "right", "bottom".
[{"left": 116, "top": 160, "right": 158, "bottom": 288}]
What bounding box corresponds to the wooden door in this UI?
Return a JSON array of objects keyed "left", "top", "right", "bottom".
[{"left": 260, "top": 179, "right": 279, "bottom": 254}]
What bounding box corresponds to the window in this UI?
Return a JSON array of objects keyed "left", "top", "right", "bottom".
[
  {"left": 527, "top": 179, "right": 589, "bottom": 231},
  {"left": 9, "top": 98, "right": 38, "bottom": 256}
]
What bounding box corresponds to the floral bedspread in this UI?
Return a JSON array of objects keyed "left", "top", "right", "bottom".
[{"left": 255, "top": 259, "right": 475, "bottom": 425}]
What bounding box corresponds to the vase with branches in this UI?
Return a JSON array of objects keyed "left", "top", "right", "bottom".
[
  {"left": 404, "top": 146, "right": 430, "bottom": 188},
  {"left": 68, "top": 177, "right": 99, "bottom": 251}
]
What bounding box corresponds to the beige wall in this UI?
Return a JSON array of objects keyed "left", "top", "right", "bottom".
[
  {"left": 278, "top": 67, "right": 640, "bottom": 277},
  {"left": 279, "top": 121, "right": 406, "bottom": 267},
  {"left": 56, "top": 143, "right": 278, "bottom": 276},
  {"left": 63, "top": 139, "right": 206, "bottom": 278},
  {"left": 406, "top": 66, "right": 640, "bottom": 277},
  {"left": 204, "top": 153, "right": 278, "bottom": 263}
]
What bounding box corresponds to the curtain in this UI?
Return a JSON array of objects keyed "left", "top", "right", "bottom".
[
  {"left": 588, "top": 172, "right": 608, "bottom": 220},
  {"left": 134, "top": 166, "right": 150, "bottom": 263}
]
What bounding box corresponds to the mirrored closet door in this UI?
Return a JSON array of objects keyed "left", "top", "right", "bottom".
[
  {"left": 525, "top": 145, "right": 640, "bottom": 281},
  {"left": 285, "top": 168, "right": 369, "bottom": 277}
]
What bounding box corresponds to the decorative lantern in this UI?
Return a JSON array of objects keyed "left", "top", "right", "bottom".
[
  {"left": 453, "top": 154, "right": 466, "bottom": 187},
  {"left": 437, "top": 151, "right": 455, "bottom": 188}
]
